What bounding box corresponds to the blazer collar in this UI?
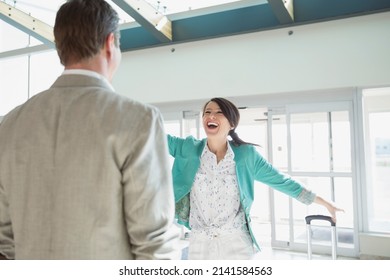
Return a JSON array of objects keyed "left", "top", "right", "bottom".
[{"left": 52, "top": 73, "right": 114, "bottom": 92}]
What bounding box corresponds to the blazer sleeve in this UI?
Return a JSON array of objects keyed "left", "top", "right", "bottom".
[
  {"left": 0, "top": 183, "right": 14, "bottom": 259},
  {"left": 121, "top": 108, "right": 180, "bottom": 259}
]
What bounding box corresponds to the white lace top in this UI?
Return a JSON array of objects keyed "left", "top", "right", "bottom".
[{"left": 189, "top": 143, "right": 248, "bottom": 239}]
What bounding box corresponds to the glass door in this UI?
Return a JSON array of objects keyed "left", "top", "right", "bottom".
[{"left": 267, "top": 102, "right": 357, "bottom": 258}]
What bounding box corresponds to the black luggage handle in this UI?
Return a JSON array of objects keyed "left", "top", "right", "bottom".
[{"left": 305, "top": 215, "right": 335, "bottom": 226}]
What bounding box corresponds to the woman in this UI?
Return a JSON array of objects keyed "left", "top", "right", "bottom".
[{"left": 167, "top": 97, "right": 343, "bottom": 260}]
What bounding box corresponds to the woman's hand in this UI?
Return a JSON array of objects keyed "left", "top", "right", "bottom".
[{"left": 314, "top": 196, "right": 345, "bottom": 222}]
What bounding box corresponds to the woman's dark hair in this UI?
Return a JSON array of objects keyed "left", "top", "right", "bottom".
[
  {"left": 54, "top": 0, "right": 120, "bottom": 66},
  {"left": 202, "top": 97, "right": 258, "bottom": 146}
]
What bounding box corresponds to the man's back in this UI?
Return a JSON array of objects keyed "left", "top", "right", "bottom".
[{"left": 0, "top": 74, "right": 179, "bottom": 259}]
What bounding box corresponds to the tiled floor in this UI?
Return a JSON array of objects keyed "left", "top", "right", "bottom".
[
  {"left": 177, "top": 239, "right": 357, "bottom": 260},
  {"left": 175, "top": 221, "right": 358, "bottom": 260},
  {"left": 252, "top": 246, "right": 349, "bottom": 260}
]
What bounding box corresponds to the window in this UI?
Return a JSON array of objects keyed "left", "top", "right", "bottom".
[
  {"left": 363, "top": 87, "right": 390, "bottom": 233},
  {"left": 0, "top": 20, "right": 61, "bottom": 116},
  {"left": 0, "top": 56, "right": 29, "bottom": 116},
  {"left": 29, "top": 50, "right": 62, "bottom": 96}
]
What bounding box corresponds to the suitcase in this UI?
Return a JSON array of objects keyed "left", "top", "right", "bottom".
[{"left": 305, "top": 215, "right": 337, "bottom": 260}]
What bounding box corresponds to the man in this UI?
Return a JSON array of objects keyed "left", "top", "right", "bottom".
[{"left": 0, "top": 0, "right": 179, "bottom": 259}]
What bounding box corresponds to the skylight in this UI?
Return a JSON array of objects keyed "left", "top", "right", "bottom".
[{"left": 1, "top": 0, "right": 243, "bottom": 25}]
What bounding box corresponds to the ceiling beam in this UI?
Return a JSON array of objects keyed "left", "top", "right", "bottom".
[
  {"left": 0, "top": 2, "right": 54, "bottom": 47},
  {"left": 0, "top": 44, "right": 52, "bottom": 60},
  {"left": 267, "top": 0, "right": 294, "bottom": 24},
  {"left": 112, "top": 0, "right": 172, "bottom": 42}
]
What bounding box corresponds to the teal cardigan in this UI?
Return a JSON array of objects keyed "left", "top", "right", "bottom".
[{"left": 167, "top": 135, "right": 315, "bottom": 250}]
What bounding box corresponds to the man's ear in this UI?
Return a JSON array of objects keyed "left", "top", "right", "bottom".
[{"left": 105, "top": 33, "right": 116, "bottom": 58}]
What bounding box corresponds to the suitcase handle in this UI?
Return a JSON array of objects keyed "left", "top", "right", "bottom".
[{"left": 305, "top": 215, "right": 335, "bottom": 226}]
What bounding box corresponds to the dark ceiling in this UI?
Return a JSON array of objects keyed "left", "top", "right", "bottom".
[
  {"left": 1, "top": 0, "right": 389, "bottom": 55},
  {"left": 119, "top": 0, "right": 390, "bottom": 52}
]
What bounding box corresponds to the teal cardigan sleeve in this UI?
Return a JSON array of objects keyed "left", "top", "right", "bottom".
[
  {"left": 168, "top": 135, "right": 206, "bottom": 202},
  {"left": 166, "top": 134, "right": 204, "bottom": 228},
  {"left": 167, "top": 134, "right": 191, "bottom": 200},
  {"left": 250, "top": 146, "right": 315, "bottom": 204},
  {"left": 167, "top": 134, "right": 179, "bottom": 157},
  {"left": 166, "top": 135, "right": 203, "bottom": 201}
]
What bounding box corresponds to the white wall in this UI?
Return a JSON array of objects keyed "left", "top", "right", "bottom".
[
  {"left": 113, "top": 11, "right": 390, "bottom": 104},
  {"left": 360, "top": 234, "right": 390, "bottom": 259}
]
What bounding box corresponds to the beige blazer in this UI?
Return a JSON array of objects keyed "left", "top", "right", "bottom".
[{"left": 0, "top": 74, "right": 179, "bottom": 259}]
